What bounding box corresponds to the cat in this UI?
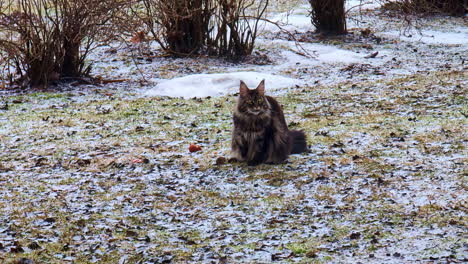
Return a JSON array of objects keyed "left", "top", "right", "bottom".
[{"left": 231, "top": 80, "right": 307, "bottom": 166}]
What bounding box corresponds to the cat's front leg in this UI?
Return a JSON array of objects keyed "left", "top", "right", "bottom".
[
  {"left": 248, "top": 151, "right": 267, "bottom": 166},
  {"left": 231, "top": 133, "right": 247, "bottom": 161},
  {"left": 247, "top": 160, "right": 261, "bottom": 166},
  {"left": 247, "top": 136, "right": 267, "bottom": 166},
  {"left": 238, "top": 144, "right": 248, "bottom": 161}
]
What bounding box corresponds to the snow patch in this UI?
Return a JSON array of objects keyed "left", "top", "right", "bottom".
[
  {"left": 346, "top": 0, "right": 381, "bottom": 10},
  {"left": 313, "top": 44, "right": 371, "bottom": 64},
  {"left": 264, "top": 8, "right": 314, "bottom": 33},
  {"left": 263, "top": 39, "right": 380, "bottom": 68},
  {"left": 145, "top": 72, "right": 304, "bottom": 98},
  {"left": 380, "top": 28, "right": 468, "bottom": 45}
]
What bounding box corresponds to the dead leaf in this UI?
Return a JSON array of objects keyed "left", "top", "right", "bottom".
[
  {"left": 361, "top": 28, "right": 372, "bottom": 37},
  {"left": 350, "top": 232, "right": 361, "bottom": 239},
  {"left": 365, "top": 51, "right": 379, "bottom": 59},
  {"left": 130, "top": 31, "right": 146, "bottom": 44},
  {"left": 125, "top": 230, "right": 138, "bottom": 237},
  {"left": 14, "top": 258, "right": 34, "bottom": 264},
  {"left": 216, "top": 157, "right": 226, "bottom": 165},
  {"left": 27, "top": 241, "right": 41, "bottom": 250},
  {"left": 189, "top": 144, "right": 202, "bottom": 153}
]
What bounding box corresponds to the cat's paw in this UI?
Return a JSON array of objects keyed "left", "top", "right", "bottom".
[{"left": 247, "top": 160, "right": 261, "bottom": 166}]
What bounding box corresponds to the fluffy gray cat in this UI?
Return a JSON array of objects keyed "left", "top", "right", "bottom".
[{"left": 231, "top": 80, "right": 307, "bottom": 165}]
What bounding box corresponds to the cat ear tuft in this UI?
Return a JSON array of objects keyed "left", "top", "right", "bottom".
[
  {"left": 257, "top": 79, "right": 265, "bottom": 95},
  {"left": 240, "top": 80, "right": 249, "bottom": 96}
]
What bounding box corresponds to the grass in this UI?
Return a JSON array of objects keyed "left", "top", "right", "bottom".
[{"left": 0, "top": 70, "right": 466, "bottom": 263}]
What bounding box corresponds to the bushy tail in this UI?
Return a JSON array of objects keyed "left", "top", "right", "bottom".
[{"left": 289, "top": 130, "right": 308, "bottom": 154}]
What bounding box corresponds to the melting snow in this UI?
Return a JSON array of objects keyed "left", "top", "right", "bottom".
[
  {"left": 144, "top": 40, "right": 383, "bottom": 98},
  {"left": 380, "top": 28, "right": 468, "bottom": 45},
  {"left": 263, "top": 5, "right": 313, "bottom": 33},
  {"left": 145, "top": 72, "right": 304, "bottom": 98},
  {"left": 346, "top": 0, "right": 382, "bottom": 10}
]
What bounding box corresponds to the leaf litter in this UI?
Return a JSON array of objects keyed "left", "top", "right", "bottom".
[{"left": 1, "top": 1, "right": 467, "bottom": 263}]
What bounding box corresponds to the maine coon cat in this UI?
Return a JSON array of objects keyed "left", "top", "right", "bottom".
[{"left": 231, "top": 80, "right": 307, "bottom": 166}]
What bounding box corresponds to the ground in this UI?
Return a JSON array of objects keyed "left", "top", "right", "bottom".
[{"left": 0, "top": 1, "right": 467, "bottom": 263}]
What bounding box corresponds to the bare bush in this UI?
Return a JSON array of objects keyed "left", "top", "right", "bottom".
[
  {"left": 138, "top": 0, "right": 211, "bottom": 55},
  {"left": 380, "top": 0, "right": 466, "bottom": 16},
  {"left": 0, "top": 0, "right": 125, "bottom": 88},
  {"left": 209, "top": 0, "right": 268, "bottom": 59},
  {"left": 136, "top": 0, "right": 268, "bottom": 60},
  {"left": 308, "top": 0, "right": 346, "bottom": 35}
]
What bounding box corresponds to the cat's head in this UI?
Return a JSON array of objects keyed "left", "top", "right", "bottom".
[{"left": 237, "top": 80, "right": 269, "bottom": 116}]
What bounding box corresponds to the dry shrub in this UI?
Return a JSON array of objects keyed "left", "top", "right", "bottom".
[
  {"left": 380, "top": 0, "right": 466, "bottom": 16},
  {"left": 136, "top": 0, "right": 269, "bottom": 60},
  {"left": 308, "top": 0, "right": 346, "bottom": 35},
  {"left": 210, "top": 0, "right": 268, "bottom": 58},
  {"left": 0, "top": 0, "right": 125, "bottom": 88},
  {"left": 140, "top": 0, "right": 212, "bottom": 55}
]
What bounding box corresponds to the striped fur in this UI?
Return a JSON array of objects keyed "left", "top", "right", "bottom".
[{"left": 231, "top": 80, "right": 307, "bottom": 165}]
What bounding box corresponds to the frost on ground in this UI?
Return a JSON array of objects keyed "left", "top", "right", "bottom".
[
  {"left": 1, "top": 1, "right": 467, "bottom": 263},
  {"left": 1, "top": 71, "right": 466, "bottom": 263}
]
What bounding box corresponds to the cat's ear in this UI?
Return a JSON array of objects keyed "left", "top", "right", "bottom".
[
  {"left": 239, "top": 80, "right": 249, "bottom": 97},
  {"left": 256, "top": 79, "right": 265, "bottom": 96}
]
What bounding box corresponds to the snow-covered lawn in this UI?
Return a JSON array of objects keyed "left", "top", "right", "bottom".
[
  {"left": 0, "top": 1, "right": 467, "bottom": 263},
  {"left": 380, "top": 27, "right": 468, "bottom": 45}
]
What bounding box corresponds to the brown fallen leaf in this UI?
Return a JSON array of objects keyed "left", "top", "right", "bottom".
[
  {"left": 27, "top": 241, "right": 41, "bottom": 250},
  {"left": 361, "top": 28, "right": 372, "bottom": 37},
  {"left": 350, "top": 232, "right": 361, "bottom": 239},
  {"left": 189, "top": 144, "right": 202, "bottom": 153},
  {"left": 100, "top": 79, "right": 128, "bottom": 84},
  {"left": 125, "top": 230, "right": 138, "bottom": 237},
  {"left": 216, "top": 157, "right": 226, "bottom": 165},
  {"left": 14, "top": 258, "right": 34, "bottom": 264},
  {"left": 365, "top": 51, "right": 379, "bottom": 59},
  {"left": 130, "top": 31, "right": 146, "bottom": 44}
]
